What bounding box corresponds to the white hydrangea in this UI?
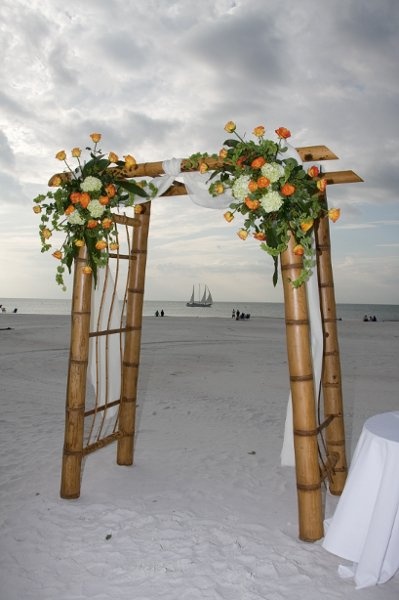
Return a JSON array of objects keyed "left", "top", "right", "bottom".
[
  {"left": 81, "top": 176, "right": 102, "bottom": 193},
  {"left": 260, "top": 162, "right": 285, "bottom": 183},
  {"left": 232, "top": 175, "right": 251, "bottom": 201},
  {"left": 68, "top": 212, "right": 85, "bottom": 225},
  {"left": 260, "top": 190, "right": 284, "bottom": 213},
  {"left": 87, "top": 199, "right": 105, "bottom": 218}
]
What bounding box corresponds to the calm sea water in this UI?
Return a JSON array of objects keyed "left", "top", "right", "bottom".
[{"left": 1, "top": 298, "right": 398, "bottom": 322}]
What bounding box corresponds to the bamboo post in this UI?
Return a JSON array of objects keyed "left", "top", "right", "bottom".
[
  {"left": 117, "top": 203, "right": 151, "bottom": 465},
  {"left": 280, "top": 233, "right": 324, "bottom": 541},
  {"left": 314, "top": 194, "right": 347, "bottom": 494},
  {"left": 60, "top": 247, "right": 93, "bottom": 498}
]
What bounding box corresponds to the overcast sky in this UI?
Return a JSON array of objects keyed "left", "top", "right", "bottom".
[{"left": 1, "top": 0, "right": 398, "bottom": 304}]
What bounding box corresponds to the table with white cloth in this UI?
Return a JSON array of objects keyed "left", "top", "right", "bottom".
[{"left": 322, "top": 411, "right": 399, "bottom": 589}]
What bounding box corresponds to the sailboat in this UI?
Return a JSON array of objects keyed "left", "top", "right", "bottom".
[{"left": 186, "top": 284, "right": 213, "bottom": 307}]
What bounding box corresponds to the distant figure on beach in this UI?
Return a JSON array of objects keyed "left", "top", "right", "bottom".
[
  {"left": 13, "top": 308, "right": 18, "bottom": 314},
  {"left": 160, "top": 309, "right": 165, "bottom": 317},
  {"left": 155, "top": 310, "right": 159, "bottom": 317},
  {"left": 371, "top": 315, "right": 377, "bottom": 322},
  {"left": 232, "top": 309, "right": 236, "bottom": 319},
  {"left": 236, "top": 310, "right": 240, "bottom": 320},
  {"left": 363, "top": 315, "right": 368, "bottom": 322},
  {"left": 1, "top": 307, "right": 5, "bottom": 313}
]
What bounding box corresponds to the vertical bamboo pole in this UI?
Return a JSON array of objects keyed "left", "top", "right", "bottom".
[
  {"left": 280, "top": 233, "right": 323, "bottom": 541},
  {"left": 117, "top": 203, "right": 151, "bottom": 465},
  {"left": 314, "top": 194, "right": 347, "bottom": 494},
  {"left": 60, "top": 247, "right": 93, "bottom": 498}
]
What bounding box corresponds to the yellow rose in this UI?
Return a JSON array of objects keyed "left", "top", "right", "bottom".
[
  {"left": 219, "top": 148, "right": 228, "bottom": 159},
  {"left": 90, "top": 133, "right": 102, "bottom": 143},
  {"left": 109, "top": 242, "right": 119, "bottom": 250},
  {"left": 33, "top": 205, "right": 41, "bottom": 214},
  {"left": 41, "top": 228, "right": 52, "bottom": 240},
  {"left": 224, "top": 211, "right": 234, "bottom": 223},
  {"left": 51, "top": 175, "right": 62, "bottom": 187},
  {"left": 134, "top": 204, "right": 144, "bottom": 214},
  {"left": 108, "top": 151, "right": 119, "bottom": 163},
  {"left": 328, "top": 208, "right": 341, "bottom": 222},
  {"left": 124, "top": 154, "right": 137, "bottom": 169},
  {"left": 74, "top": 239, "right": 85, "bottom": 247},
  {"left": 55, "top": 150, "right": 66, "bottom": 161},
  {"left": 253, "top": 125, "right": 265, "bottom": 138},
  {"left": 95, "top": 240, "right": 107, "bottom": 251},
  {"left": 199, "top": 162, "right": 208, "bottom": 174},
  {"left": 52, "top": 250, "right": 62, "bottom": 260},
  {"left": 71, "top": 147, "right": 81, "bottom": 158},
  {"left": 224, "top": 121, "right": 236, "bottom": 133},
  {"left": 82, "top": 265, "right": 93, "bottom": 275},
  {"left": 293, "top": 244, "right": 305, "bottom": 256},
  {"left": 300, "top": 219, "right": 314, "bottom": 233},
  {"left": 237, "top": 229, "right": 248, "bottom": 240},
  {"left": 214, "top": 182, "right": 225, "bottom": 195}
]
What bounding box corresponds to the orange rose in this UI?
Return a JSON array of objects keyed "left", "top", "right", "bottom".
[
  {"left": 86, "top": 219, "right": 98, "bottom": 229},
  {"left": 64, "top": 204, "right": 75, "bottom": 215},
  {"left": 71, "top": 147, "right": 81, "bottom": 158},
  {"left": 253, "top": 231, "right": 266, "bottom": 241},
  {"left": 224, "top": 121, "right": 236, "bottom": 133},
  {"left": 74, "top": 239, "right": 85, "bottom": 247},
  {"left": 82, "top": 265, "right": 93, "bottom": 275},
  {"left": 248, "top": 180, "right": 258, "bottom": 192},
  {"left": 257, "top": 176, "right": 270, "bottom": 188},
  {"left": 237, "top": 229, "right": 248, "bottom": 240},
  {"left": 275, "top": 127, "right": 291, "bottom": 139},
  {"left": 219, "top": 148, "right": 228, "bottom": 159},
  {"left": 199, "top": 162, "right": 208, "bottom": 174},
  {"left": 245, "top": 197, "right": 260, "bottom": 210},
  {"left": 70, "top": 192, "right": 81, "bottom": 204},
  {"left": 251, "top": 156, "right": 266, "bottom": 169},
  {"left": 293, "top": 244, "right": 305, "bottom": 256},
  {"left": 95, "top": 240, "right": 107, "bottom": 251},
  {"left": 253, "top": 125, "right": 265, "bottom": 138},
  {"left": 328, "top": 208, "right": 341, "bottom": 222},
  {"left": 79, "top": 192, "right": 90, "bottom": 209},
  {"left": 52, "top": 250, "right": 62, "bottom": 260},
  {"left": 105, "top": 184, "right": 117, "bottom": 198},
  {"left": 236, "top": 156, "right": 247, "bottom": 167},
  {"left": 317, "top": 178, "right": 327, "bottom": 192},
  {"left": 90, "top": 133, "right": 101, "bottom": 143},
  {"left": 102, "top": 217, "right": 113, "bottom": 229},
  {"left": 300, "top": 219, "right": 314, "bottom": 233},
  {"left": 223, "top": 211, "right": 234, "bottom": 223},
  {"left": 109, "top": 242, "right": 119, "bottom": 251},
  {"left": 33, "top": 205, "right": 41, "bottom": 214},
  {"left": 99, "top": 195, "right": 110, "bottom": 206},
  {"left": 108, "top": 151, "right": 119, "bottom": 163},
  {"left": 55, "top": 150, "right": 66, "bottom": 161},
  {"left": 124, "top": 154, "right": 137, "bottom": 169},
  {"left": 280, "top": 183, "right": 296, "bottom": 196},
  {"left": 307, "top": 165, "right": 319, "bottom": 178}
]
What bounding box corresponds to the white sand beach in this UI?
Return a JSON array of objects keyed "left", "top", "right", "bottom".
[{"left": 0, "top": 313, "right": 398, "bottom": 600}]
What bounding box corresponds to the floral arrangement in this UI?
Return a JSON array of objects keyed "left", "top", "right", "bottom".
[
  {"left": 191, "top": 122, "right": 340, "bottom": 287},
  {"left": 33, "top": 133, "right": 152, "bottom": 290}
]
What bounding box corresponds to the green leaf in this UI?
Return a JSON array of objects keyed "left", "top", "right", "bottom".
[
  {"left": 119, "top": 180, "right": 149, "bottom": 197},
  {"left": 223, "top": 139, "right": 239, "bottom": 148}
]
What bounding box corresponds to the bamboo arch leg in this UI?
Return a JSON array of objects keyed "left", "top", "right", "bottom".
[
  {"left": 281, "top": 233, "right": 323, "bottom": 541},
  {"left": 117, "top": 203, "right": 151, "bottom": 466},
  {"left": 315, "top": 198, "right": 347, "bottom": 495},
  {"left": 60, "top": 248, "right": 93, "bottom": 499}
]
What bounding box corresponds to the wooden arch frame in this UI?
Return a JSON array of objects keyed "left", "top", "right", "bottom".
[{"left": 59, "top": 146, "right": 362, "bottom": 542}]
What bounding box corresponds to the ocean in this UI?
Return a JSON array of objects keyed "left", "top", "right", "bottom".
[{"left": 1, "top": 298, "right": 398, "bottom": 322}]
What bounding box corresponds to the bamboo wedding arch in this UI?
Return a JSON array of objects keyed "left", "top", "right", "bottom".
[{"left": 57, "top": 146, "right": 362, "bottom": 542}]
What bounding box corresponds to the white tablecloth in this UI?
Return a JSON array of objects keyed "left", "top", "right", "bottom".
[{"left": 322, "top": 411, "right": 399, "bottom": 589}]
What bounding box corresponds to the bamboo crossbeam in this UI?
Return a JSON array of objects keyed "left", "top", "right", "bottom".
[
  {"left": 83, "top": 431, "right": 123, "bottom": 456},
  {"left": 84, "top": 399, "right": 121, "bottom": 417},
  {"left": 48, "top": 145, "right": 340, "bottom": 187}
]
